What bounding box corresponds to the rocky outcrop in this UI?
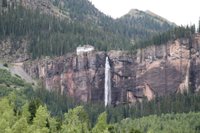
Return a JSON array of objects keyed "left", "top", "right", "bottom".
[
  {"left": 0, "top": 38, "right": 30, "bottom": 62},
  {"left": 108, "top": 51, "right": 137, "bottom": 104},
  {"left": 136, "top": 34, "right": 200, "bottom": 97},
  {"left": 23, "top": 50, "right": 137, "bottom": 103},
  {"left": 23, "top": 34, "right": 200, "bottom": 104},
  {"left": 24, "top": 51, "right": 106, "bottom": 102}
]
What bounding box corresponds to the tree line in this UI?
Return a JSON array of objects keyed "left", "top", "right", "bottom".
[{"left": 134, "top": 25, "right": 196, "bottom": 50}]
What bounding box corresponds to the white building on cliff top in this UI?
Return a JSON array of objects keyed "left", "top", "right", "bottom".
[{"left": 76, "top": 45, "right": 95, "bottom": 55}]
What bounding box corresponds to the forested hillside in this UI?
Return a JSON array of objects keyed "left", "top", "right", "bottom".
[
  {"left": 134, "top": 24, "right": 196, "bottom": 49},
  {"left": 0, "top": 6, "right": 130, "bottom": 58},
  {"left": 116, "top": 112, "right": 200, "bottom": 133},
  {"left": 115, "top": 9, "right": 176, "bottom": 42},
  {"left": 49, "top": 0, "right": 176, "bottom": 44},
  {"left": 0, "top": 0, "right": 174, "bottom": 59},
  {"left": 1, "top": 67, "right": 200, "bottom": 132}
]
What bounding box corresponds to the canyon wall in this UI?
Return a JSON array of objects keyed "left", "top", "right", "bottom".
[{"left": 23, "top": 34, "right": 200, "bottom": 104}]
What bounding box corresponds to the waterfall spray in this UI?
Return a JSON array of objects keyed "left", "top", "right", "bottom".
[{"left": 105, "top": 57, "right": 111, "bottom": 107}]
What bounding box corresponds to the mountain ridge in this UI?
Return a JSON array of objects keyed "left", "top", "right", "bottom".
[
  {"left": 120, "top": 8, "right": 176, "bottom": 26},
  {"left": 145, "top": 10, "right": 176, "bottom": 26}
]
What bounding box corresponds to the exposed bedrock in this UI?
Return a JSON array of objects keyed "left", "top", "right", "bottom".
[{"left": 23, "top": 34, "right": 200, "bottom": 104}]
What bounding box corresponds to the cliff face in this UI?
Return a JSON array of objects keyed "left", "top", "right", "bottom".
[
  {"left": 23, "top": 50, "right": 137, "bottom": 103},
  {"left": 23, "top": 34, "right": 200, "bottom": 104},
  {"left": 24, "top": 52, "right": 106, "bottom": 102}
]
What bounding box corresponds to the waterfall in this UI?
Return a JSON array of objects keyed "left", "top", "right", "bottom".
[{"left": 105, "top": 57, "right": 111, "bottom": 107}]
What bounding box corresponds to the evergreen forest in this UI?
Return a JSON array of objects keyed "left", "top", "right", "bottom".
[
  {"left": 1, "top": 65, "right": 200, "bottom": 132},
  {"left": 0, "top": 2, "right": 174, "bottom": 59}
]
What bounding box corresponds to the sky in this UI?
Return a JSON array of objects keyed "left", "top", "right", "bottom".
[{"left": 89, "top": 0, "right": 200, "bottom": 26}]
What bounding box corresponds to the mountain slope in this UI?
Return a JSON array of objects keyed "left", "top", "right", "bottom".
[
  {"left": 0, "top": 0, "right": 70, "bottom": 19},
  {"left": 145, "top": 10, "right": 175, "bottom": 25},
  {"left": 0, "top": 0, "right": 175, "bottom": 59},
  {"left": 115, "top": 9, "right": 176, "bottom": 42},
  {"left": 51, "top": 0, "right": 104, "bottom": 23}
]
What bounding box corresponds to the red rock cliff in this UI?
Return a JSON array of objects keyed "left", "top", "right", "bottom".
[{"left": 23, "top": 34, "right": 200, "bottom": 104}]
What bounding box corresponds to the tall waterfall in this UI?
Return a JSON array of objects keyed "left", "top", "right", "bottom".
[{"left": 105, "top": 57, "right": 111, "bottom": 107}]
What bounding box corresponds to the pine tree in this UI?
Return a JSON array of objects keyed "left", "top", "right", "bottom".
[
  {"left": 48, "top": 117, "right": 58, "bottom": 133},
  {"left": 29, "top": 106, "right": 50, "bottom": 133},
  {"left": 92, "top": 112, "right": 109, "bottom": 133},
  {"left": 22, "top": 103, "right": 31, "bottom": 123},
  {"left": 11, "top": 117, "right": 29, "bottom": 133},
  {"left": 61, "top": 106, "right": 90, "bottom": 133},
  {"left": 0, "top": 98, "right": 16, "bottom": 132}
]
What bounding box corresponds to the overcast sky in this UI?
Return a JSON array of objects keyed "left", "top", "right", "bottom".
[{"left": 89, "top": 0, "right": 199, "bottom": 26}]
